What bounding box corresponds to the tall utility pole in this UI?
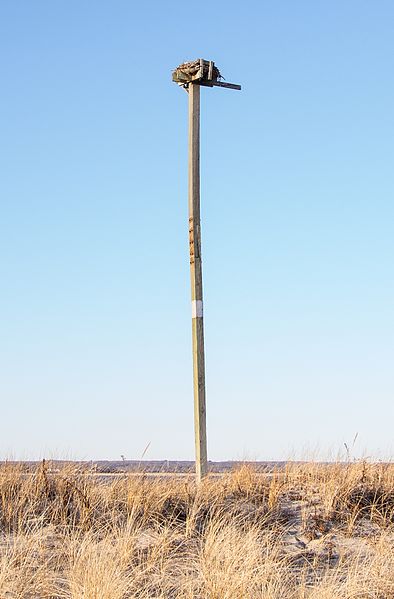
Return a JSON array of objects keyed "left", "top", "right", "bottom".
[
  {"left": 173, "top": 59, "right": 241, "bottom": 483},
  {"left": 188, "top": 82, "right": 207, "bottom": 482}
]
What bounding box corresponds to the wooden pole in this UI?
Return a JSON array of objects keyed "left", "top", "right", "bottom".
[{"left": 188, "top": 82, "right": 207, "bottom": 482}]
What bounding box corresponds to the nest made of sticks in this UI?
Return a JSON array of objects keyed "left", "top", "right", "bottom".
[{"left": 172, "top": 59, "right": 222, "bottom": 85}]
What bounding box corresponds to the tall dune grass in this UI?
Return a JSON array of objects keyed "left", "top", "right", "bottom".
[{"left": 0, "top": 460, "right": 393, "bottom": 597}]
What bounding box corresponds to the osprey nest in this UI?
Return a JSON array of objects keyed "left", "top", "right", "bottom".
[{"left": 172, "top": 59, "right": 222, "bottom": 86}]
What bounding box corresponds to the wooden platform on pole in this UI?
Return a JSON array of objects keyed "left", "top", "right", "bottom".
[{"left": 173, "top": 58, "right": 240, "bottom": 484}]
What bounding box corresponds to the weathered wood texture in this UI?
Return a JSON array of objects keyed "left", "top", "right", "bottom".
[{"left": 188, "top": 83, "right": 207, "bottom": 482}]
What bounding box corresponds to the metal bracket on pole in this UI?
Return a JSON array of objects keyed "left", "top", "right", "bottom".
[{"left": 198, "top": 80, "right": 241, "bottom": 90}]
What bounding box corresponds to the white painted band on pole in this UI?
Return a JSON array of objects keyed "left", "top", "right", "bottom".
[{"left": 192, "top": 300, "right": 203, "bottom": 318}]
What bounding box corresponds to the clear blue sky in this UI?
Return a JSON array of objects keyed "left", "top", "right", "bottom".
[{"left": 1, "top": 1, "right": 393, "bottom": 461}]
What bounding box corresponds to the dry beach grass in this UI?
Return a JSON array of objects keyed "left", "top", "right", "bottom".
[{"left": 0, "top": 460, "right": 393, "bottom": 598}]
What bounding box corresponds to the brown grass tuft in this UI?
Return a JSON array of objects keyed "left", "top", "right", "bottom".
[{"left": 0, "top": 460, "right": 393, "bottom": 597}]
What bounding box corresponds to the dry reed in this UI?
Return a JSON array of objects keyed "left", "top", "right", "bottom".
[{"left": 0, "top": 460, "right": 393, "bottom": 598}]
